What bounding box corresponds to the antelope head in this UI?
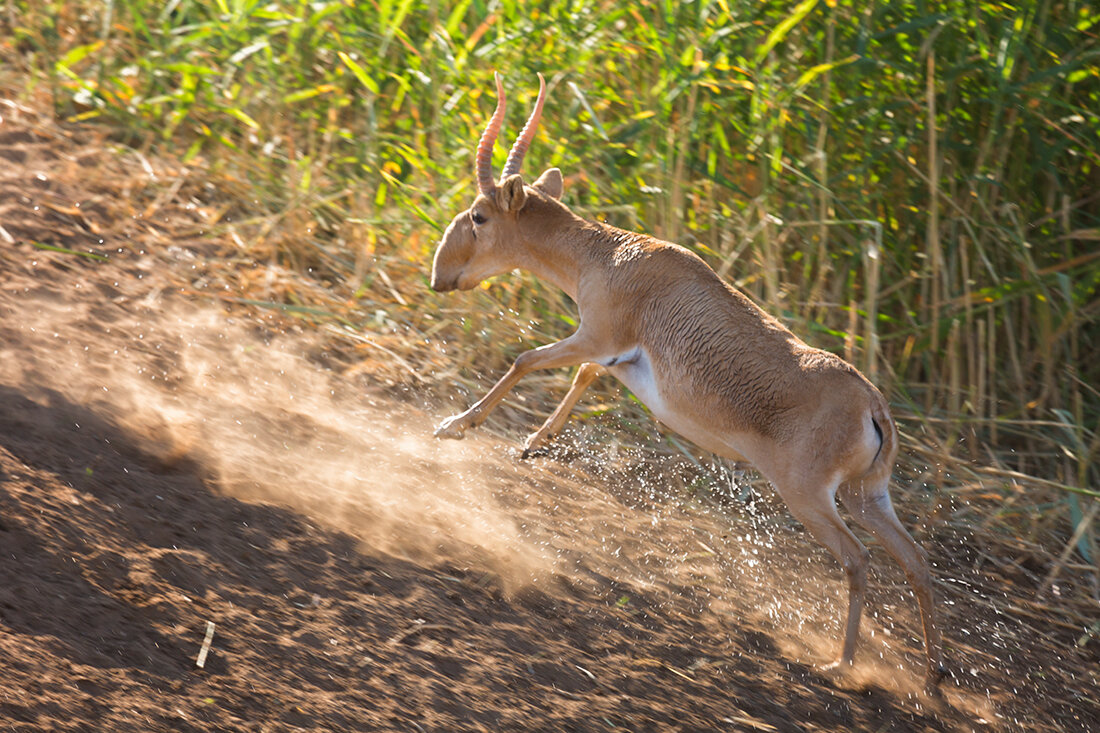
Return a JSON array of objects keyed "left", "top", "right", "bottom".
[{"left": 430, "top": 73, "right": 564, "bottom": 292}]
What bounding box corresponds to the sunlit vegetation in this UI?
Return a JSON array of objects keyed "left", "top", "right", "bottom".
[{"left": 5, "top": 1, "right": 1098, "bottom": 611}]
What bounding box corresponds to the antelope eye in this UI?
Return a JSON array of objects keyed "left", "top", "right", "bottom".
[{"left": 471, "top": 211, "right": 487, "bottom": 226}]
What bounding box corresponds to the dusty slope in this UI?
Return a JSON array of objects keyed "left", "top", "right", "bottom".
[{"left": 0, "top": 103, "right": 1097, "bottom": 731}]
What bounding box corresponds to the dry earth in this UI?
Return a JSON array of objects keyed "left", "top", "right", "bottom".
[{"left": 0, "top": 102, "right": 1097, "bottom": 731}]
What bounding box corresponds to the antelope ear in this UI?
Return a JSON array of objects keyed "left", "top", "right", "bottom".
[
  {"left": 531, "top": 168, "right": 563, "bottom": 199},
  {"left": 497, "top": 174, "right": 527, "bottom": 212}
]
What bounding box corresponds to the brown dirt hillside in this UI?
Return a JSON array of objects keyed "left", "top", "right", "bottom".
[{"left": 0, "top": 103, "right": 1097, "bottom": 731}]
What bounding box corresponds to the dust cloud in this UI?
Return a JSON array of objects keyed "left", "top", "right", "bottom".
[{"left": 1, "top": 292, "right": 554, "bottom": 586}]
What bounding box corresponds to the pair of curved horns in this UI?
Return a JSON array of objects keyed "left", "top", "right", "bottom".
[{"left": 476, "top": 72, "right": 546, "bottom": 196}]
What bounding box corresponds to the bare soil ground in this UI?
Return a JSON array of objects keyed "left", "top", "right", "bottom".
[{"left": 0, "top": 103, "right": 1097, "bottom": 731}]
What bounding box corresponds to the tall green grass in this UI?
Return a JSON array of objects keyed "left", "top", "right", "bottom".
[{"left": 6, "top": 1, "right": 1099, "bottom": 554}]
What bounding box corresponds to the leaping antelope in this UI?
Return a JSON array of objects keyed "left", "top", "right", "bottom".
[{"left": 429, "top": 72, "right": 945, "bottom": 692}]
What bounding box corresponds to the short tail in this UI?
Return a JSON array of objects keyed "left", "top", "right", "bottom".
[
  {"left": 867, "top": 393, "right": 898, "bottom": 472},
  {"left": 870, "top": 416, "right": 885, "bottom": 465}
]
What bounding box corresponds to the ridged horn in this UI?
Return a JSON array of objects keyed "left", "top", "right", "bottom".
[
  {"left": 501, "top": 72, "right": 546, "bottom": 180},
  {"left": 476, "top": 72, "right": 507, "bottom": 196}
]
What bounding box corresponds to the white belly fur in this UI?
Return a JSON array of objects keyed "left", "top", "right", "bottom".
[{"left": 603, "top": 347, "right": 748, "bottom": 461}]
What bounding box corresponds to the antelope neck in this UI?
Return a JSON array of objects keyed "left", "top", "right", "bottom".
[{"left": 513, "top": 206, "right": 596, "bottom": 301}]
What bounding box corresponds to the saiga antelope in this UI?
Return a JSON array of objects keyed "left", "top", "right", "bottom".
[{"left": 429, "top": 73, "right": 946, "bottom": 692}]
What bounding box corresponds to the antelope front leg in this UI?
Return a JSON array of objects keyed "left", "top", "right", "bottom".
[
  {"left": 435, "top": 335, "right": 599, "bottom": 440},
  {"left": 522, "top": 362, "right": 606, "bottom": 457}
]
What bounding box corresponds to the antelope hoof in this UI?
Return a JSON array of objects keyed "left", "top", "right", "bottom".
[
  {"left": 925, "top": 664, "right": 948, "bottom": 696},
  {"left": 520, "top": 445, "right": 550, "bottom": 460},
  {"left": 521, "top": 430, "right": 552, "bottom": 458},
  {"left": 434, "top": 414, "right": 474, "bottom": 439},
  {"left": 817, "top": 658, "right": 852, "bottom": 678}
]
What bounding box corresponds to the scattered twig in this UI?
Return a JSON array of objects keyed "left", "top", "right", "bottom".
[
  {"left": 196, "top": 621, "right": 216, "bottom": 668},
  {"left": 574, "top": 664, "right": 596, "bottom": 682},
  {"left": 1038, "top": 499, "right": 1100, "bottom": 600},
  {"left": 387, "top": 620, "right": 457, "bottom": 646},
  {"left": 663, "top": 664, "right": 695, "bottom": 682}
]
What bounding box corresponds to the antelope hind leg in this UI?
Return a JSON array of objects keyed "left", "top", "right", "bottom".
[{"left": 840, "top": 483, "right": 946, "bottom": 692}]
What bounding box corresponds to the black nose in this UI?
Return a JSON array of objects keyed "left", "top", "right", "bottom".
[{"left": 430, "top": 276, "right": 455, "bottom": 292}]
